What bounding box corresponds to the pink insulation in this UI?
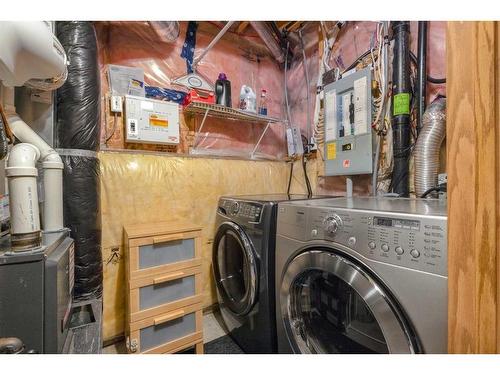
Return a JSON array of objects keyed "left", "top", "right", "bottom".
[
  {"left": 95, "top": 21, "right": 446, "bottom": 166},
  {"left": 95, "top": 21, "right": 287, "bottom": 158}
]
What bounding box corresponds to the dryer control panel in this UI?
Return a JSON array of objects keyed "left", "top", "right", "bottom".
[
  {"left": 218, "top": 199, "right": 263, "bottom": 223},
  {"left": 278, "top": 198, "right": 447, "bottom": 277}
]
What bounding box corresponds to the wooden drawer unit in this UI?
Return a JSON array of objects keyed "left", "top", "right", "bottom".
[
  {"left": 124, "top": 222, "right": 204, "bottom": 354},
  {"left": 128, "top": 303, "right": 204, "bottom": 354},
  {"left": 129, "top": 266, "right": 203, "bottom": 323}
]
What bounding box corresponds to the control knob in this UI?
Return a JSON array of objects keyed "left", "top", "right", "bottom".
[
  {"left": 230, "top": 202, "right": 240, "bottom": 215},
  {"left": 323, "top": 214, "right": 343, "bottom": 235}
]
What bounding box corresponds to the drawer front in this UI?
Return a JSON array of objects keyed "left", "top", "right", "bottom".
[
  {"left": 139, "top": 239, "right": 194, "bottom": 269},
  {"left": 140, "top": 275, "right": 195, "bottom": 310},
  {"left": 129, "top": 303, "right": 203, "bottom": 354},
  {"left": 128, "top": 232, "right": 202, "bottom": 279},
  {"left": 140, "top": 312, "right": 196, "bottom": 352},
  {"left": 129, "top": 267, "right": 203, "bottom": 322}
]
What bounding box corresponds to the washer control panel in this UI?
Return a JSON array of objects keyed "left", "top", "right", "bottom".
[
  {"left": 219, "top": 199, "right": 263, "bottom": 223},
  {"left": 286, "top": 204, "right": 448, "bottom": 276}
]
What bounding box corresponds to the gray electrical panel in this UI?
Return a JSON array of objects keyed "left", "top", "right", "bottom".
[{"left": 323, "top": 67, "right": 374, "bottom": 176}]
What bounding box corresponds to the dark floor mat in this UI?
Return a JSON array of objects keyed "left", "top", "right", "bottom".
[
  {"left": 204, "top": 335, "right": 244, "bottom": 354},
  {"left": 179, "top": 335, "right": 244, "bottom": 354}
]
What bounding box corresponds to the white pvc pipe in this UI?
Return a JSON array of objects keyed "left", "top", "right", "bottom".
[
  {"left": 42, "top": 153, "right": 64, "bottom": 231},
  {"left": 5, "top": 143, "right": 41, "bottom": 236},
  {"left": 7, "top": 115, "right": 54, "bottom": 157},
  {"left": 7, "top": 114, "right": 64, "bottom": 232}
]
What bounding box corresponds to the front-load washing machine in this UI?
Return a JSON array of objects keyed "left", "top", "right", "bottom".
[
  {"left": 275, "top": 197, "right": 447, "bottom": 354},
  {"left": 212, "top": 194, "right": 328, "bottom": 353}
]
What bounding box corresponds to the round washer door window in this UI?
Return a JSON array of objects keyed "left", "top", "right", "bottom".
[
  {"left": 213, "top": 222, "right": 258, "bottom": 316},
  {"left": 280, "top": 249, "right": 416, "bottom": 354}
]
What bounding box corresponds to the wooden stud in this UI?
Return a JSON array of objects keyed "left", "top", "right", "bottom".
[
  {"left": 447, "top": 21, "right": 499, "bottom": 353},
  {"left": 497, "top": 22, "right": 500, "bottom": 353},
  {"left": 236, "top": 22, "right": 249, "bottom": 34}
]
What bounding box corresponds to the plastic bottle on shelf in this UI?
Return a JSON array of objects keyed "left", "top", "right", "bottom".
[
  {"left": 215, "top": 73, "right": 232, "bottom": 107},
  {"left": 239, "top": 85, "right": 256, "bottom": 113},
  {"left": 258, "top": 89, "right": 268, "bottom": 116}
]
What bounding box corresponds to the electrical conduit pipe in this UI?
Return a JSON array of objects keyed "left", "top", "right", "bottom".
[{"left": 7, "top": 114, "right": 64, "bottom": 247}]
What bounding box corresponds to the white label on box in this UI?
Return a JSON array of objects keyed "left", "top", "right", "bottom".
[
  {"left": 127, "top": 119, "right": 138, "bottom": 138},
  {"left": 342, "top": 93, "right": 351, "bottom": 136},
  {"left": 325, "top": 90, "right": 337, "bottom": 142},
  {"left": 353, "top": 76, "right": 368, "bottom": 135}
]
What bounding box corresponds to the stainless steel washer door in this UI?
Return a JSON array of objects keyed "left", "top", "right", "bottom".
[
  {"left": 280, "top": 249, "right": 416, "bottom": 354},
  {"left": 213, "top": 222, "right": 258, "bottom": 316}
]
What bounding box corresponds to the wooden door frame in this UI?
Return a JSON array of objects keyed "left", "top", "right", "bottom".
[{"left": 446, "top": 21, "right": 499, "bottom": 353}]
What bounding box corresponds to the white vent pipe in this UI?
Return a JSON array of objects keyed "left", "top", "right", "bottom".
[
  {"left": 6, "top": 143, "right": 41, "bottom": 248},
  {"left": 6, "top": 114, "right": 64, "bottom": 248}
]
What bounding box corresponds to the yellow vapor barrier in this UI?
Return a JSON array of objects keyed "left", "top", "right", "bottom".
[{"left": 99, "top": 151, "right": 318, "bottom": 341}]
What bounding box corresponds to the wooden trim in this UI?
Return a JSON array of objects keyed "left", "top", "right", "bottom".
[
  {"left": 164, "top": 338, "right": 204, "bottom": 354},
  {"left": 129, "top": 266, "right": 201, "bottom": 289},
  {"left": 130, "top": 258, "right": 202, "bottom": 280},
  {"left": 124, "top": 222, "right": 201, "bottom": 239},
  {"left": 497, "top": 21, "right": 500, "bottom": 353},
  {"left": 447, "top": 21, "right": 499, "bottom": 353},
  {"left": 195, "top": 341, "right": 204, "bottom": 354}
]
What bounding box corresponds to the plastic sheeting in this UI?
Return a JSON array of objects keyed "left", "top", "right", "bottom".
[
  {"left": 60, "top": 153, "right": 102, "bottom": 300},
  {"left": 99, "top": 151, "right": 317, "bottom": 340},
  {"left": 56, "top": 22, "right": 101, "bottom": 151},
  {"left": 95, "top": 22, "right": 287, "bottom": 158}
]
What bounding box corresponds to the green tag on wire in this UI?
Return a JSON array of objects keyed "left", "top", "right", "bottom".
[{"left": 393, "top": 93, "right": 410, "bottom": 116}]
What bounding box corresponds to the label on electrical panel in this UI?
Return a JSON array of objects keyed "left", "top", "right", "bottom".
[
  {"left": 393, "top": 93, "right": 410, "bottom": 116},
  {"left": 325, "top": 90, "right": 337, "bottom": 142},
  {"left": 149, "top": 114, "right": 169, "bottom": 127},
  {"left": 327, "top": 143, "right": 337, "bottom": 160},
  {"left": 353, "top": 76, "right": 368, "bottom": 135}
]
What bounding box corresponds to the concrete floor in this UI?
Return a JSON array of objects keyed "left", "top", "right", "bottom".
[{"left": 102, "top": 311, "right": 227, "bottom": 354}]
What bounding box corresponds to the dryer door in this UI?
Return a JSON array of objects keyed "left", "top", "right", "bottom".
[
  {"left": 213, "top": 222, "right": 258, "bottom": 316},
  {"left": 280, "top": 249, "right": 416, "bottom": 354}
]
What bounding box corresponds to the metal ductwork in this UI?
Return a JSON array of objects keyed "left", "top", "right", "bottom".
[{"left": 414, "top": 98, "right": 446, "bottom": 198}]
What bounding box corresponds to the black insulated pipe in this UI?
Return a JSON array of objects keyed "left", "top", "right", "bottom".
[
  {"left": 416, "top": 21, "right": 428, "bottom": 135},
  {"left": 56, "top": 21, "right": 102, "bottom": 301},
  {"left": 391, "top": 21, "right": 412, "bottom": 197}
]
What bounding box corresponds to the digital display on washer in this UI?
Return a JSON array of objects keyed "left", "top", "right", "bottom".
[{"left": 374, "top": 216, "right": 420, "bottom": 231}]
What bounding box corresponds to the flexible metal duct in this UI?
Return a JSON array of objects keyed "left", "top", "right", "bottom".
[
  {"left": 414, "top": 98, "right": 446, "bottom": 198},
  {"left": 250, "top": 21, "right": 285, "bottom": 64}
]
